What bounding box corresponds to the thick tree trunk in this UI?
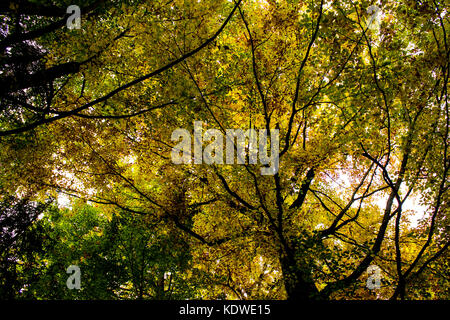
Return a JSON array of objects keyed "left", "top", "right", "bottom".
[{"left": 280, "top": 255, "right": 321, "bottom": 300}]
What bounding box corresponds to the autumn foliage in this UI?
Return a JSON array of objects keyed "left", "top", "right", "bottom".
[{"left": 0, "top": 0, "right": 448, "bottom": 300}]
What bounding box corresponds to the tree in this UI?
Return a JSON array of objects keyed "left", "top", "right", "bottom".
[
  {"left": 10, "top": 200, "right": 200, "bottom": 300},
  {"left": 0, "top": 197, "right": 51, "bottom": 299},
  {"left": 0, "top": 0, "right": 243, "bottom": 136},
  {"left": 0, "top": 0, "right": 448, "bottom": 300}
]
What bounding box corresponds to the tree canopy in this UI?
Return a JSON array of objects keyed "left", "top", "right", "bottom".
[{"left": 0, "top": 0, "right": 448, "bottom": 300}]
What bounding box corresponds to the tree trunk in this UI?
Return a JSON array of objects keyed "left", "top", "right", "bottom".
[{"left": 280, "top": 255, "right": 321, "bottom": 300}]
